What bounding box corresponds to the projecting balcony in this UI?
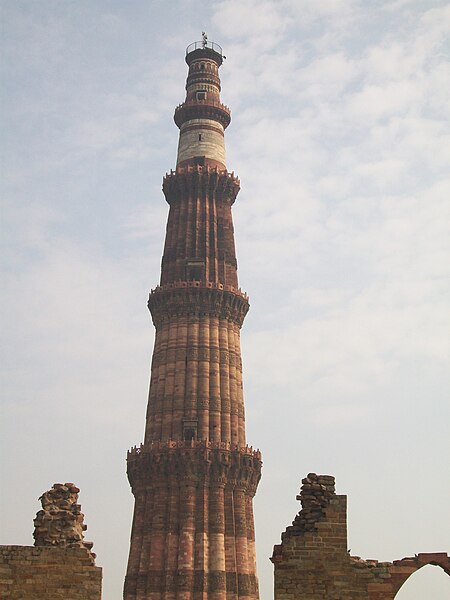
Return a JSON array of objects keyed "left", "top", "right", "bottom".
[
  {"left": 185, "top": 40, "right": 224, "bottom": 65},
  {"left": 174, "top": 99, "right": 231, "bottom": 129},
  {"left": 186, "top": 40, "right": 223, "bottom": 56}
]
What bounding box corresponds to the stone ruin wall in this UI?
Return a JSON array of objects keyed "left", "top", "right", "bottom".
[
  {"left": 1, "top": 476, "right": 448, "bottom": 599},
  {"left": 33, "top": 482, "right": 95, "bottom": 553},
  {"left": 0, "top": 483, "right": 102, "bottom": 600},
  {"left": 271, "top": 473, "right": 449, "bottom": 600}
]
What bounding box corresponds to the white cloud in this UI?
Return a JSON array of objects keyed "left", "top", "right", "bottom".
[{"left": 212, "top": 0, "right": 289, "bottom": 40}]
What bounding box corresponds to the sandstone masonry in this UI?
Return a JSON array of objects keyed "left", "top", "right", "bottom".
[
  {"left": 124, "top": 37, "right": 261, "bottom": 600},
  {"left": 33, "top": 482, "right": 95, "bottom": 554},
  {"left": 0, "top": 483, "right": 102, "bottom": 600},
  {"left": 271, "top": 474, "right": 449, "bottom": 600}
]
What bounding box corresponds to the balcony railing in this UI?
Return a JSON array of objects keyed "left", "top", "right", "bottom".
[{"left": 186, "top": 40, "right": 223, "bottom": 56}]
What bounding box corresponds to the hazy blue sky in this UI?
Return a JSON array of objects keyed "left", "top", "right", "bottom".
[{"left": 1, "top": 1, "right": 449, "bottom": 599}]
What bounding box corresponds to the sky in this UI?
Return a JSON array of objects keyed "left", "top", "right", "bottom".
[{"left": 1, "top": 1, "right": 449, "bottom": 599}]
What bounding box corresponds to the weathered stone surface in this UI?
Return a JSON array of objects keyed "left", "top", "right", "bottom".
[
  {"left": 272, "top": 474, "right": 450, "bottom": 599},
  {"left": 0, "top": 546, "right": 102, "bottom": 600},
  {"left": 125, "top": 38, "right": 261, "bottom": 600},
  {"left": 0, "top": 483, "right": 101, "bottom": 600},
  {"left": 33, "top": 482, "right": 95, "bottom": 557}
]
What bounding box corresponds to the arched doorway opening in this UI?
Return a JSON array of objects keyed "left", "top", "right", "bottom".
[{"left": 394, "top": 563, "right": 450, "bottom": 599}]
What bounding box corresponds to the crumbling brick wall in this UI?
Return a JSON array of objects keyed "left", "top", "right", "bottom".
[
  {"left": 271, "top": 473, "right": 449, "bottom": 600},
  {"left": 0, "top": 483, "right": 102, "bottom": 600},
  {"left": 0, "top": 545, "right": 102, "bottom": 600}
]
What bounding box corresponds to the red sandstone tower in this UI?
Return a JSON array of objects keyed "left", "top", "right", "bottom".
[{"left": 124, "top": 37, "right": 262, "bottom": 600}]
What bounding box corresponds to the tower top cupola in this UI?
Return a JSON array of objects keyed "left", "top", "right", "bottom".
[
  {"left": 185, "top": 32, "right": 224, "bottom": 66},
  {"left": 174, "top": 33, "right": 231, "bottom": 170}
]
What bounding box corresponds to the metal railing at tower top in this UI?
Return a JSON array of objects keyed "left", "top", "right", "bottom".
[{"left": 186, "top": 40, "right": 223, "bottom": 56}]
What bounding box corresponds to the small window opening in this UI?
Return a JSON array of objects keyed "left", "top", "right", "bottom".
[
  {"left": 184, "top": 428, "right": 196, "bottom": 441},
  {"left": 196, "top": 90, "right": 207, "bottom": 101},
  {"left": 198, "top": 134, "right": 202, "bottom": 141},
  {"left": 183, "top": 419, "right": 198, "bottom": 441},
  {"left": 186, "top": 259, "right": 205, "bottom": 281},
  {"left": 200, "top": 63, "right": 205, "bottom": 70}
]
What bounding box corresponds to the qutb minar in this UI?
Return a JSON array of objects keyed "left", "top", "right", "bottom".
[{"left": 124, "top": 36, "right": 262, "bottom": 600}]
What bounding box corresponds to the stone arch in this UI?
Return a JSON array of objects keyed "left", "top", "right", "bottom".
[
  {"left": 394, "top": 562, "right": 450, "bottom": 598},
  {"left": 390, "top": 553, "right": 450, "bottom": 598}
]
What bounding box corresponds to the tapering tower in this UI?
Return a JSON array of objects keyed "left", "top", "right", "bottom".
[{"left": 124, "top": 38, "right": 262, "bottom": 600}]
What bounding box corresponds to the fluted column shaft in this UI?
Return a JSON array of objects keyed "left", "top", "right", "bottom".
[{"left": 125, "top": 42, "right": 261, "bottom": 600}]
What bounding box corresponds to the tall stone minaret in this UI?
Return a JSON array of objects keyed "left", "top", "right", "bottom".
[{"left": 124, "top": 36, "right": 262, "bottom": 600}]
